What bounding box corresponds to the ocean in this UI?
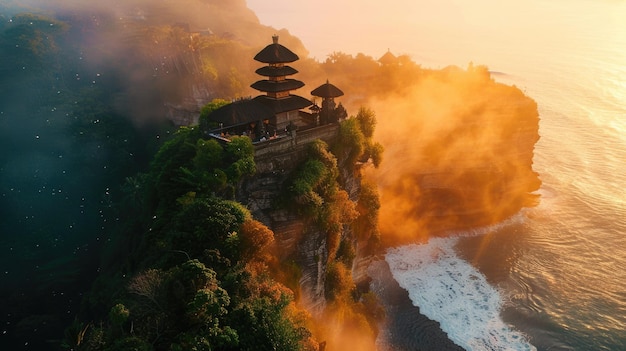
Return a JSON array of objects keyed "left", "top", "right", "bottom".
[{"left": 375, "top": 1, "right": 626, "bottom": 350}]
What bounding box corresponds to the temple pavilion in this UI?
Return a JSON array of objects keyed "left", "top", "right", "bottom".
[
  {"left": 205, "top": 36, "right": 344, "bottom": 144},
  {"left": 311, "top": 80, "right": 344, "bottom": 124},
  {"left": 378, "top": 49, "right": 398, "bottom": 65},
  {"left": 207, "top": 36, "right": 313, "bottom": 141}
]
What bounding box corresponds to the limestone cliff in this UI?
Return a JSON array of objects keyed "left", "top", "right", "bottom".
[{"left": 235, "top": 127, "right": 355, "bottom": 315}]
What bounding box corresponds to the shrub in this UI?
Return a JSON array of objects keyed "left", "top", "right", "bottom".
[
  {"left": 325, "top": 262, "right": 355, "bottom": 302},
  {"left": 307, "top": 139, "right": 337, "bottom": 170},
  {"left": 108, "top": 303, "right": 130, "bottom": 328},
  {"left": 193, "top": 139, "right": 223, "bottom": 170},
  {"left": 338, "top": 118, "right": 365, "bottom": 164},
  {"left": 357, "top": 182, "right": 380, "bottom": 225},
  {"left": 355, "top": 106, "right": 377, "bottom": 138},
  {"left": 364, "top": 140, "right": 384, "bottom": 168},
  {"left": 225, "top": 136, "right": 254, "bottom": 160},
  {"left": 336, "top": 239, "right": 356, "bottom": 267},
  {"left": 239, "top": 220, "right": 275, "bottom": 260},
  {"left": 199, "top": 98, "right": 230, "bottom": 131}
]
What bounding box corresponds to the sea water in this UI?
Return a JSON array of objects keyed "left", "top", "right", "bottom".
[
  {"left": 385, "top": 1, "right": 626, "bottom": 350},
  {"left": 386, "top": 229, "right": 536, "bottom": 351}
]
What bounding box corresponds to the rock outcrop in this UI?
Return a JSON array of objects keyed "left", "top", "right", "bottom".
[
  {"left": 236, "top": 131, "right": 368, "bottom": 315},
  {"left": 237, "top": 155, "right": 329, "bottom": 315}
]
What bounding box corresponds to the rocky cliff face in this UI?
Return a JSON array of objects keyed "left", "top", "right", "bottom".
[
  {"left": 236, "top": 137, "right": 367, "bottom": 315},
  {"left": 237, "top": 157, "right": 325, "bottom": 314}
]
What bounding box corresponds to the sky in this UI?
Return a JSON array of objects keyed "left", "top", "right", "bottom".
[
  {"left": 246, "top": 0, "right": 468, "bottom": 61},
  {"left": 245, "top": 0, "right": 538, "bottom": 63},
  {"left": 246, "top": 0, "right": 626, "bottom": 69}
]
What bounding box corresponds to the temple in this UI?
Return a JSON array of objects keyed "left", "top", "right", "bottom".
[
  {"left": 378, "top": 49, "right": 398, "bottom": 66},
  {"left": 311, "top": 79, "right": 345, "bottom": 125},
  {"left": 204, "top": 36, "right": 344, "bottom": 153},
  {"left": 251, "top": 35, "right": 312, "bottom": 115}
]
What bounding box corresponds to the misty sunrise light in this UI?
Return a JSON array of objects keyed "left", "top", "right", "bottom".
[
  {"left": 2, "top": 0, "right": 625, "bottom": 350},
  {"left": 247, "top": 0, "right": 626, "bottom": 72}
]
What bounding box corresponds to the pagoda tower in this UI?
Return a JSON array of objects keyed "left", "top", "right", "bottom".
[{"left": 251, "top": 35, "right": 312, "bottom": 132}]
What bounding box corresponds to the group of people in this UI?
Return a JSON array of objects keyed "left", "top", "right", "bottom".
[{"left": 218, "top": 119, "right": 297, "bottom": 143}]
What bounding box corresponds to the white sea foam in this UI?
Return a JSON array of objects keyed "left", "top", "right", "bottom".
[{"left": 386, "top": 237, "right": 536, "bottom": 351}]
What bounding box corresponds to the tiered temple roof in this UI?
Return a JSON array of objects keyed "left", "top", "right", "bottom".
[
  {"left": 311, "top": 79, "right": 345, "bottom": 124},
  {"left": 251, "top": 35, "right": 312, "bottom": 113},
  {"left": 206, "top": 36, "right": 347, "bottom": 144},
  {"left": 311, "top": 80, "right": 344, "bottom": 98}
]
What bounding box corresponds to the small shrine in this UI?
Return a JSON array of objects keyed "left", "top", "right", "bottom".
[
  {"left": 378, "top": 49, "right": 398, "bottom": 66},
  {"left": 311, "top": 80, "right": 344, "bottom": 124}
]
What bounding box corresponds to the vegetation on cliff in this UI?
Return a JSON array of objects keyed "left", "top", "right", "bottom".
[
  {"left": 64, "top": 125, "right": 310, "bottom": 350},
  {"left": 276, "top": 110, "right": 383, "bottom": 350},
  {"left": 60, "top": 102, "right": 384, "bottom": 350}
]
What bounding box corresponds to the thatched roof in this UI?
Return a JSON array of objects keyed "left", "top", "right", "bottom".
[
  {"left": 253, "top": 95, "right": 312, "bottom": 114},
  {"left": 255, "top": 65, "right": 299, "bottom": 77},
  {"left": 378, "top": 49, "right": 397, "bottom": 65},
  {"left": 311, "top": 80, "right": 344, "bottom": 98},
  {"left": 251, "top": 79, "right": 305, "bottom": 93},
  {"left": 207, "top": 99, "right": 275, "bottom": 127},
  {"left": 254, "top": 35, "right": 299, "bottom": 64}
]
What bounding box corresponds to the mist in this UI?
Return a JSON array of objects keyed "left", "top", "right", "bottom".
[{"left": 363, "top": 64, "right": 540, "bottom": 244}]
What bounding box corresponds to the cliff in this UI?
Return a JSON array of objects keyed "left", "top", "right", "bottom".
[{"left": 236, "top": 123, "right": 360, "bottom": 315}]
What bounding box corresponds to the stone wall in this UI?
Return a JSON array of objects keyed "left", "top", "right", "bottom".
[{"left": 253, "top": 124, "right": 339, "bottom": 173}]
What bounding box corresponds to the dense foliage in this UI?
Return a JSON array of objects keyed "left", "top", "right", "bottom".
[
  {"left": 278, "top": 112, "right": 384, "bottom": 350},
  {"left": 335, "top": 108, "right": 384, "bottom": 169},
  {"left": 65, "top": 126, "right": 324, "bottom": 350}
]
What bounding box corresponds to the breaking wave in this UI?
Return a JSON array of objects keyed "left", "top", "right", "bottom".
[{"left": 386, "top": 227, "right": 536, "bottom": 351}]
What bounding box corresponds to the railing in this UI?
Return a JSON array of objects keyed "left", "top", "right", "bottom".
[
  {"left": 254, "top": 124, "right": 339, "bottom": 158},
  {"left": 252, "top": 124, "right": 340, "bottom": 173},
  {"left": 206, "top": 123, "right": 339, "bottom": 173}
]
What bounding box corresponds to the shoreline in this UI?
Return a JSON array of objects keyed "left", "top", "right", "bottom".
[{"left": 369, "top": 259, "right": 464, "bottom": 351}]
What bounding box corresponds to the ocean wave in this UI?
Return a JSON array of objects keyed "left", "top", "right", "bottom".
[{"left": 386, "top": 237, "right": 536, "bottom": 351}]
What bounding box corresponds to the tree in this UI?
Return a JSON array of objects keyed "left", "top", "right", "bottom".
[
  {"left": 363, "top": 140, "right": 384, "bottom": 168},
  {"left": 128, "top": 269, "right": 165, "bottom": 311},
  {"left": 355, "top": 107, "right": 377, "bottom": 138},
  {"left": 199, "top": 99, "right": 229, "bottom": 131},
  {"left": 338, "top": 118, "right": 365, "bottom": 165},
  {"left": 239, "top": 220, "right": 275, "bottom": 260},
  {"left": 324, "top": 262, "right": 355, "bottom": 302},
  {"left": 324, "top": 51, "right": 353, "bottom": 65},
  {"left": 229, "top": 294, "right": 304, "bottom": 351},
  {"left": 109, "top": 303, "right": 130, "bottom": 335},
  {"left": 193, "top": 139, "right": 223, "bottom": 170},
  {"left": 225, "top": 136, "right": 256, "bottom": 183},
  {"left": 169, "top": 197, "right": 249, "bottom": 260}
]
